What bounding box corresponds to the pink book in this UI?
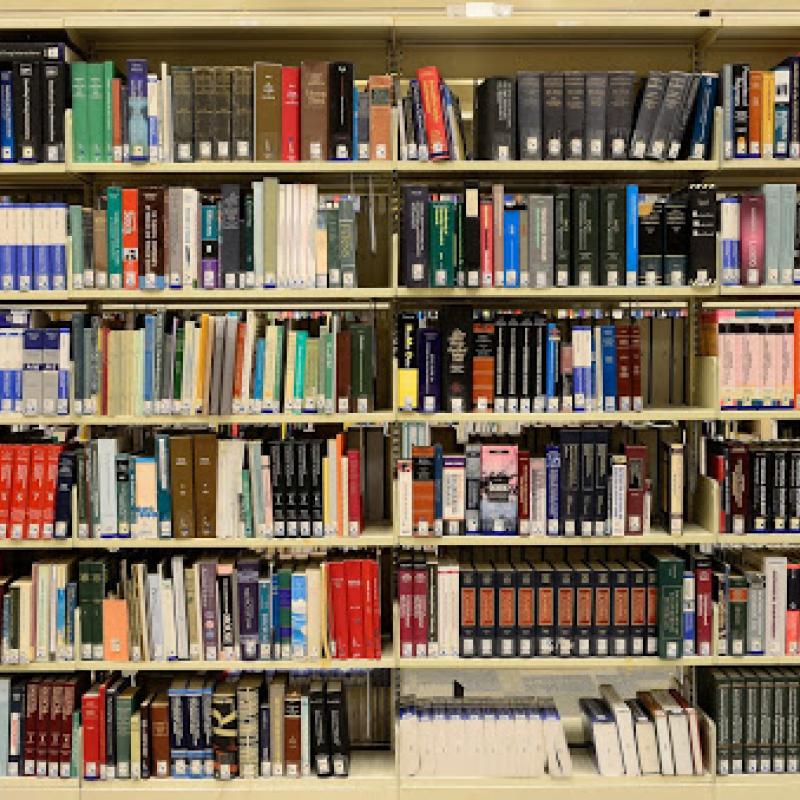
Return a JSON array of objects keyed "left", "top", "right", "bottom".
[
  {"left": 479, "top": 444, "right": 519, "bottom": 534},
  {"left": 412, "top": 562, "right": 428, "bottom": 657},
  {"left": 397, "top": 560, "right": 414, "bottom": 658},
  {"left": 781, "top": 321, "right": 794, "bottom": 407},
  {"left": 733, "top": 323, "right": 747, "bottom": 407},
  {"left": 740, "top": 194, "right": 765, "bottom": 286}
]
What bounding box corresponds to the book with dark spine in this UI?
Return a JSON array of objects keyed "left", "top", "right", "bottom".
[
  {"left": 212, "top": 66, "right": 232, "bottom": 161},
  {"left": 542, "top": 72, "right": 564, "bottom": 160},
  {"left": 630, "top": 71, "right": 667, "bottom": 159},
  {"left": 517, "top": 71, "right": 542, "bottom": 160},
  {"left": 231, "top": 66, "right": 253, "bottom": 160},
  {"left": 475, "top": 76, "right": 516, "bottom": 160},
  {"left": 328, "top": 62, "right": 354, "bottom": 160},
  {"left": 607, "top": 71, "right": 637, "bottom": 158},
  {"left": 564, "top": 71, "right": 585, "bottom": 159},
  {"left": 171, "top": 66, "right": 194, "bottom": 162},
  {"left": 585, "top": 71, "right": 607, "bottom": 160}
]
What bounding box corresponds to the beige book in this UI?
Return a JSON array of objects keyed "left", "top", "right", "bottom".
[
  {"left": 263, "top": 178, "right": 278, "bottom": 287},
  {"left": 269, "top": 675, "right": 287, "bottom": 776}
]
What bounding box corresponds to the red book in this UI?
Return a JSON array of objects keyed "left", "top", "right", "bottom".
[
  {"left": 9, "top": 444, "right": 30, "bottom": 540},
  {"left": 347, "top": 449, "right": 362, "bottom": 535},
  {"left": 121, "top": 187, "right": 139, "bottom": 289},
  {"left": 629, "top": 323, "right": 642, "bottom": 411},
  {"left": 412, "top": 559, "right": 428, "bottom": 657},
  {"left": 787, "top": 563, "right": 800, "bottom": 655},
  {"left": 23, "top": 678, "right": 39, "bottom": 776},
  {"left": 48, "top": 680, "right": 63, "bottom": 777},
  {"left": 479, "top": 197, "right": 493, "bottom": 287},
  {"left": 518, "top": 450, "right": 530, "bottom": 534},
  {"left": 616, "top": 323, "right": 631, "bottom": 411},
  {"left": 361, "top": 559, "right": 375, "bottom": 659},
  {"left": 27, "top": 444, "right": 47, "bottom": 539},
  {"left": 60, "top": 679, "right": 77, "bottom": 777},
  {"left": 36, "top": 679, "right": 51, "bottom": 776},
  {"left": 398, "top": 558, "right": 414, "bottom": 658},
  {"left": 695, "top": 563, "right": 713, "bottom": 656},
  {"left": 232, "top": 321, "right": 246, "bottom": 406},
  {"left": 281, "top": 66, "right": 300, "bottom": 161},
  {"left": 740, "top": 193, "right": 766, "bottom": 286},
  {"left": 416, "top": 66, "right": 449, "bottom": 160},
  {"left": 345, "top": 559, "right": 365, "bottom": 658},
  {"left": 624, "top": 444, "right": 647, "bottom": 535},
  {"left": 707, "top": 452, "right": 727, "bottom": 533},
  {"left": 97, "top": 679, "right": 109, "bottom": 778},
  {"left": 327, "top": 560, "right": 349, "bottom": 659},
  {"left": 0, "top": 444, "right": 14, "bottom": 538},
  {"left": 369, "top": 558, "right": 381, "bottom": 658},
  {"left": 81, "top": 682, "right": 102, "bottom": 780},
  {"left": 794, "top": 309, "right": 800, "bottom": 408},
  {"left": 42, "top": 444, "right": 60, "bottom": 539}
]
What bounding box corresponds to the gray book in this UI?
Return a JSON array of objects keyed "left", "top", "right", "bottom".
[
  {"left": 213, "top": 66, "right": 232, "bottom": 160},
  {"left": 528, "top": 194, "right": 554, "bottom": 288},
  {"left": 781, "top": 183, "right": 797, "bottom": 285},
  {"left": 338, "top": 197, "right": 357, "bottom": 289},
  {"left": 167, "top": 187, "right": 183, "bottom": 288},
  {"left": 764, "top": 182, "right": 781, "bottom": 285},
  {"left": 220, "top": 314, "right": 239, "bottom": 416},
  {"left": 630, "top": 71, "right": 667, "bottom": 159},
  {"left": 22, "top": 329, "right": 43, "bottom": 415},
  {"left": 585, "top": 72, "right": 607, "bottom": 160},
  {"left": 263, "top": 178, "right": 279, "bottom": 288},
  {"left": 171, "top": 66, "right": 194, "bottom": 162},
  {"left": 209, "top": 314, "right": 225, "bottom": 415},
  {"left": 667, "top": 73, "right": 699, "bottom": 159},
  {"left": 220, "top": 183, "right": 241, "bottom": 289},
  {"left": 41, "top": 328, "right": 60, "bottom": 415},
  {"left": 164, "top": 317, "right": 177, "bottom": 412},
  {"left": 722, "top": 63, "right": 734, "bottom": 160},
  {"left": 517, "top": 71, "right": 542, "bottom": 160},
  {"left": 647, "top": 71, "right": 688, "bottom": 160}
]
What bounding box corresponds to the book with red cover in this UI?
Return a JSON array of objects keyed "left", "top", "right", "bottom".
[
  {"left": 347, "top": 449, "right": 362, "bottom": 535},
  {"left": 121, "top": 188, "right": 139, "bottom": 289},
  {"left": 97, "top": 678, "right": 109, "bottom": 778},
  {"left": 629, "top": 323, "right": 642, "bottom": 411},
  {"left": 518, "top": 450, "right": 531, "bottom": 534},
  {"left": 472, "top": 320, "right": 495, "bottom": 411},
  {"left": 42, "top": 444, "right": 60, "bottom": 538},
  {"left": 624, "top": 444, "right": 647, "bottom": 535},
  {"left": 707, "top": 451, "right": 727, "bottom": 533},
  {"left": 23, "top": 678, "right": 40, "bottom": 776},
  {"left": 81, "top": 682, "right": 101, "bottom": 779},
  {"left": 345, "top": 559, "right": 365, "bottom": 658},
  {"left": 369, "top": 558, "right": 381, "bottom": 658},
  {"left": 60, "top": 679, "right": 77, "bottom": 777},
  {"left": 411, "top": 445, "right": 435, "bottom": 536},
  {"left": 9, "top": 444, "right": 30, "bottom": 540},
  {"left": 361, "top": 559, "right": 375, "bottom": 658},
  {"left": 412, "top": 558, "right": 428, "bottom": 657},
  {"left": 740, "top": 193, "right": 765, "bottom": 286},
  {"left": 695, "top": 562, "right": 713, "bottom": 656},
  {"left": 281, "top": 66, "right": 300, "bottom": 161},
  {"left": 616, "top": 324, "right": 631, "bottom": 412},
  {"left": 398, "top": 556, "right": 414, "bottom": 658},
  {"left": 111, "top": 78, "right": 122, "bottom": 161},
  {"left": 48, "top": 680, "right": 63, "bottom": 777},
  {"left": 479, "top": 197, "right": 493, "bottom": 287},
  {"left": 0, "top": 444, "right": 14, "bottom": 538},
  {"left": 35, "top": 679, "right": 51, "bottom": 776},
  {"left": 416, "top": 66, "right": 449, "bottom": 160},
  {"left": 327, "top": 560, "right": 349, "bottom": 659},
  {"left": 27, "top": 444, "right": 47, "bottom": 539}
]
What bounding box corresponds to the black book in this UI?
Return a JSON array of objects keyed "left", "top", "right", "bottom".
[
  {"left": 637, "top": 193, "right": 665, "bottom": 285},
  {"left": 459, "top": 562, "right": 478, "bottom": 657},
  {"left": 579, "top": 429, "right": 596, "bottom": 536},
  {"left": 668, "top": 72, "right": 700, "bottom": 159},
  {"left": 55, "top": 449, "right": 75, "bottom": 538},
  {"left": 401, "top": 184, "right": 428, "bottom": 287},
  {"left": 172, "top": 66, "right": 194, "bottom": 162},
  {"left": 519, "top": 313, "right": 534, "bottom": 412},
  {"left": 732, "top": 64, "right": 750, "bottom": 158},
  {"left": 771, "top": 446, "right": 788, "bottom": 531},
  {"left": 648, "top": 71, "right": 691, "bottom": 160},
  {"left": 475, "top": 562, "right": 496, "bottom": 657},
  {"left": 282, "top": 439, "right": 297, "bottom": 536},
  {"left": 493, "top": 313, "right": 508, "bottom": 412},
  {"left": 463, "top": 181, "right": 480, "bottom": 286},
  {"left": 440, "top": 304, "right": 472, "bottom": 413},
  {"left": 212, "top": 66, "right": 232, "bottom": 161},
  {"left": 553, "top": 561, "right": 575, "bottom": 656},
  {"left": 309, "top": 439, "right": 324, "bottom": 536},
  {"left": 231, "top": 66, "right": 252, "bottom": 161},
  {"left": 553, "top": 185, "right": 571, "bottom": 286},
  {"left": 599, "top": 186, "right": 625, "bottom": 287},
  {"left": 219, "top": 183, "right": 241, "bottom": 289},
  {"left": 328, "top": 62, "right": 354, "bottom": 160},
  {"left": 572, "top": 561, "right": 593, "bottom": 656},
  {"left": 571, "top": 186, "right": 599, "bottom": 286},
  {"left": 217, "top": 568, "right": 236, "bottom": 655},
  {"left": 642, "top": 560, "right": 658, "bottom": 655},
  {"left": 630, "top": 71, "right": 666, "bottom": 159},
  {"left": 506, "top": 313, "right": 520, "bottom": 412},
  {"left": 475, "top": 76, "right": 516, "bottom": 160},
  {"left": 585, "top": 72, "right": 607, "bottom": 160},
  {"left": 688, "top": 183, "right": 716, "bottom": 284},
  {"left": 542, "top": 72, "right": 564, "bottom": 160},
  {"left": 558, "top": 429, "right": 581, "bottom": 536},
  {"left": 606, "top": 70, "right": 637, "bottom": 158},
  {"left": 326, "top": 680, "right": 350, "bottom": 777},
  {"left": 564, "top": 71, "right": 585, "bottom": 160},
  {"left": 258, "top": 698, "right": 270, "bottom": 776},
  {"left": 296, "top": 440, "right": 311, "bottom": 537},
  {"left": 192, "top": 66, "right": 214, "bottom": 160},
  {"left": 515, "top": 561, "right": 535, "bottom": 657},
  {"left": 9, "top": 679, "right": 25, "bottom": 776},
  {"left": 534, "top": 561, "right": 555, "bottom": 656},
  {"left": 663, "top": 196, "right": 690, "bottom": 287},
  {"left": 517, "top": 71, "right": 542, "bottom": 160},
  {"left": 593, "top": 429, "right": 610, "bottom": 532},
  {"left": 269, "top": 441, "right": 284, "bottom": 536},
  {"left": 495, "top": 562, "right": 517, "bottom": 657},
  {"left": 607, "top": 560, "right": 631, "bottom": 656},
  {"left": 310, "top": 682, "right": 331, "bottom": 776},
  {"left": 41, "top": 61, "right": 65, "bottom": 162},
  {"left": 12, "top": 61, "right": 42, "bottom": 161}
]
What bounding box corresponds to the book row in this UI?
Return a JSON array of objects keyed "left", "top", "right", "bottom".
[
  {"left": 0, "top": 554, "right": 382, "bottom": 664},
  {"left": 698, "top": 668, "right": 800, "bottom": 775},
  {"left": 396, "top": 433, "right": 683, "bottom": 538},
  {"left": 723, "top": 57, "right": 800, "bottom": 160},
  {"left": 395, "top": 308, "right": 687, "bottom": 415},
  {"left": 579, "top": 684, "right": 704, "bottom": 777},
  {"left": 396, "top": 548, "right": 800, "bottom": 660},
  {"left": 0, "top": 671, "right": 390, "bottom": 780},
  {"left": 401, "top": 183, "right": 715, "bottom": 289},
  {"left": 0, "top": 183, "right": 362, "bottom": 292},
  {"left": 701, "top": 308, "right": 800, "bottom": 410},
  {"left": 397, "top": 693, "right": 571, "bottom": 777}
]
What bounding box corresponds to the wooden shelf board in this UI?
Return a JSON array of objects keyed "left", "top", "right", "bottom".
[
  {"left": 70, "top": 159, "right": 394, "bottom": 174},
  {"left": 0, "top": 412, "right": 394, "bottom": 426},
  {"left": 395, "top": 408, "right": 715, "bottom": 423},
  {"left": 395, "top": 286, "right": 718, "bottom": 300},
  {"left": 395, "top": 159, "right": 716, "bottom": 173}
]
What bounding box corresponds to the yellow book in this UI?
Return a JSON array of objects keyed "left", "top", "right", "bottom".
[
  {"left": 283, "top": 328, "right": 297, "bottom": 411},
  {"left": 396, "top": 367, "right": 419, "bottom": 411},
  {"left": 196, "top": 314, "right": 209, "bottom": 412},
  {"left": 320, "top": 562, "right": 330, "bottom": 658},
  {"left": 762, "top": 70, "right": 775, "bottom": 158}
]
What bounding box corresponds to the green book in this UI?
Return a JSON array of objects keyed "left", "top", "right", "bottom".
[
  {"left": 71, "top": 710, "right": 80, "bottom": 776},
  {"left": 338, "top": 198, "right": 357, "bottom": 288},
  {"left": 115, "top": 685, "right": 140, "bottom": 778},
  {"left": 103, "top": 60, "right": 114, "bottom": 163},
  {"left": 653, "top": 552, "right": 683, "bottom": 659},
  {"left": 293, "top": 330, "right": 308, "bottom": 412},
  {"left": 115, "top": 454, "right": 131, "bottom": 537},
  {"left": 70, "top": 62, "right": 89, "bottom": 162},
  {"left": 326, "top": 206, "right": 341, "bottom": 287},
  {"left": 69, "top": 205, "right": 84, "bottom": 286},
  {"left": 304, "top": 337, "right": 319, "bottom": 411},
  {"left": 350, "top": 323, "right": 374, "bottom": 412},
  {"left": 241, "top": 468, "right": 253, "bottom": 537},
  {"left": 429, "top": 199, "right": 456, "bottom": 287},
  {"left": 87, "top": 62, "right": 105, "bottom": 163},
  {"left": 173, "top": 324, "right": 185, "bottom": 406},
  {"left": 243, "top": 191, "right": 255, "bottom": 286},
  {"left": 323, "top": 330, "right": 335, "bottom": 413},
  {"left": 106, "top": 187, "right": 123, "bottom": 288}
]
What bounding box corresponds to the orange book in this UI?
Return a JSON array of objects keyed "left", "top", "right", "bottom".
[
  {"left": 111, "top": 78, "right": 122, "bottom": 162},
  {"left": 411, "top": 445, "right": 435, "bottom": 536},
  {"left": 121, "top": 188, "right": 139, "bottom": 289},
  {"left": 761, "top": 70, "right": 775, "bottom": 158},
  {"left": 748, "top": 70, "right": 763, "bottom": 157},
  {"left": 102, "top": 598, "right": 129, "bottom": 661},
  {"left": 196, "top": 314, "right": 209, "bottom": 413},
  {"left": 367, "top": 75, "right": 393, "bottom": 161},
  {"left": 472, "top": 320, "right": 496, "bottom": 410},
  {"left": 232, "top": 321, "right": 246, "bottom": 407}
]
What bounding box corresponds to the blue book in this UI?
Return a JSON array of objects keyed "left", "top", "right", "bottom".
[
  {"left": 545, "top": 322, "right": 560, "bottom": 411},
  {"left": 253, "top": 337, "right": 265, "bottom": 408},
  {"left": 625, "top": 185, "right": 639, "bottom": 286},
  {"left": 258, "top": 577, "right": 271, "bottom": 659},
  {"left": 720, "top": 197, "right": 741, "bottom": 285},
  {"left": 682, "top": 570, "right": 695, "bottom": 657},
  {"left": 155, "top": 433, "right": 172, "bottom": 537},
  {"left": 688, "top": 74, "right": 718, "bottom": 160},
  {"left": 545, "top": 444, "right": 560, "bottom": 536},
  {"left": 16, "top": 203, "right": 34, "bottom": 290},
  {"left": 352, "top": 85, "right": 359, "bottom": 160},
  {"left": 503, "top": 207, "right": 520, "bottom": 288},
  {"left": 0, "top": 203, "right": 15, "bottom": 289},
  {"left": 600, "top": 325, "right": 618, "bottom": 412},
  {"left": 126, "top": 59, "right": 149, "bottom": 161},
  {"left": 147, "top": 73, "right": 159, "bottom": 161},
  {"left": 439, "top": 82, "right": 454, "bottom": 160},
  {"left": 33, "top": 204, "right": 50, "bottom": 290},
  {"left": 65, "top": 582, "right": 77, "bottom": 657},
  {"left": 271, "top": 571, "right": 280, "bottom": 657},
  {"left": 144, "top": 314, "right": 155, "bottom": 412},
  {"left": 56, "top": 585, "right": 66, "bottom": 654},
  {"left": 433, "top": 444, "right": 443, "bottom": 533},
  {"left": 50, "top": 204, "right": 68, "bottom": 290},
  {"left": 417, "top": 327, "right": 441, "bottom": 412},
  {"left": 0, "top": 71, "right": 13, "bottom": 162},
  {"left": 11, "top": 329, "right": 23, "bottom": 412},
  {"left": 410, "top": 79, "right": 428, "bottom": 161},
  {"left": 290, "top": 571, "right": 308, "bottom": 658}
]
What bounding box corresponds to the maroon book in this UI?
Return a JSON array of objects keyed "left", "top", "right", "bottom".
[
  {"left": 23, "top": 679, "right": 40, "bottom": 776},
  {"left": 740, "top": 193, "right": 765, "bottom": 286},
  {"left": 629, "top": 323, "right": 643, "bottom": 411},
  {"left": 616, "top": 324, "right": 631, "bottom": 411},
  {"left": 624, "top": 444, "right": 647, "bottom": 535},
  {"left": 412, "top": 559, "right": 428, "bottom": 657}
]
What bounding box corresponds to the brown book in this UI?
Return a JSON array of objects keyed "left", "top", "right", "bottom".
[
  {"left": 368, "top": 74, "right": 393, "bottom": 161},
  {"left": 193, "top": 433, "right": 217, "bottom": 538},
  {"left": 60, "top": 678, "right": 77, "bottom": 777},
  {"left": 149, "top": 691, "right": 170, "bottom": 778},
  {"left": 139, "top": 186, "right": 165, "bottom": 289},
  {"left": 254, "top": 62, "right": 282, "bottom": 161},
  {"left": 300, "top": 60, "right": 329, "bottom": 161},
  {"left": 23, "top": 678, "right": 39, "bottom": 775},
  {"left": 335, "top": 329, "right": 351, "bottom": 413},
  {"left": 269, "top": 675, "right": 286, "bottom": 776},
  {"left": 283, "top": 688, "right": 302, "bottom": 778},
  {"left": 48, "top": 680, "right": 63, "bottom": 777},
  {"left": 170, "top": 435, "right": 195, "bottom": 538},
  {"left": 231, "top": 66, "right": 253, "bottom": 161},
  {"left": 35, "top": 679, "right": 51, "bottom": 776}
]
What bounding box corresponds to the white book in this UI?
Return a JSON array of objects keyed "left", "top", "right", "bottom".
[
  {"left": 640, "top": 692, "right": 674, "bottom": 775},
  {"left": 0, "top": 677, "right": 9, "bottom": 776},
  {"left": 146, "top": 572, "right": 165, "bottom": 661},
  {"left": 340, "top": 455, "right": 349, "bottom": 536},
  {"left": 324, "top": 441, "right": 338, "bottom": 536},
  {"left": 610, "top": 455, "right": 627, "bottom": 536},
  {"left": 764, "top": 555, "right": 788, "bottom": 656},
  {"left": 526, "top": 704, "right": 546, "bottom": 777},
  {"left": 216, "top": 440, "right": 244, "bottom": 537},
  {"left": 306, "top": 566, "right": 321, "bottom": 659},
  {"left": 530, "top": 457, "right": 546, "bottom": 535},
  {"left": 161, "top": 575, "right": 177, "bottom": 660},
  {"left": 396, "top": 460, "right": 413, "bottom": 538},
  {"left": 34, "top": 563, "right": 50, "bottom": 661},
  {"left": 599, "top": 684, "right": 640, "bottom": 775},
  {"left": 670, "top": 689, "right": 704, "bottom": 776},
  {"left": 253, "top": 181, "right": 264, "bottom": 288},
  {"left": 96, "top": 438, "right": 119, "bottom": 537},
  {"left": 172, "top": 555, "right": 188, "bottom": 660},
  {"left": 541, "top": 698, "right": 572, "bottom": 777},
  {"left": 626, "top": 698, "right": 661, "bottom": 775},
  {"left": 240, "top": 311, "right": 255, "bottom": 411},
  {"left": 191, "top": 565, "right": 203, "bottom": 660},
  {"left": 277, "top": 184, "right": 287, "bottom": 287},
  {"left": 182, "top": 188, "right": 198, "bottom": 288},
  {"left": 398, "top": 704, "right": 419, "bottom": 776},
  {"left": 248, "top": 442, "right": 265, "bottom": 536},
  {"left": 580, "top": 698, "right": 624, "bottom": 776},
  {"left": 651, "top": 689, "right": 693, "bottom": 776}
]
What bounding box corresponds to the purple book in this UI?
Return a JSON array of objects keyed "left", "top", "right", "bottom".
[{"left": 198, "top": 558, "right": 218, "bottom": 660}]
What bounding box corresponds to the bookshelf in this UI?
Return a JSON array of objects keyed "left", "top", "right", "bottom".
[{"left": 7, "top": 2, "right": 800, "bottom": 798}]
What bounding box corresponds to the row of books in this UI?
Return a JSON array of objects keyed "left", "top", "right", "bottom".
[
  {"left": 398, "top": 69, "right": 716, "bottom": 162},
  {"left": 580, "top": 684, "right": 704, "bottom": 777},
  {"left": 698, "top": 668, "right": 800, "bottom": 774},
  {"left": 396, "top": 434, "right": 682, "bottom": 538},
  {"left": 69, "top": 60, "right": 393, "bottom": 165},
  {"left": 70, "top": 310, "right": 375, "bottom": 417},
  {"left": 71, "top": 430, "right": 386, "bottom": 541},
  {"left": 704, "top": 437, "right": 800, "bottom": 534},
  {"left": 722, "top": 58, "right": 800, "bottom": 160},
  {"left": 1, "top": 554, "right": 382, "bottom": 664},
  {"left": 397, "top": 548, "right": 800, "bottom": 660},
  {"left": 701, "top": 308, "right": 800, "bottom": 410},
  {"left": 2, "top": 182, "right": 361, "bottom": 292},
  {"left": 401, "top": 183, "right": 715, "bottom": 289},
  {"left": 397, "top": 694, "right": 571, "bottom": 777},
  {"left": 395, "top": 309, "right": 687, "bottom": 415}
]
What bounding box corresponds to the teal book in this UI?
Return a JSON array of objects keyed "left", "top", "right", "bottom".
[
  {"left": 323, "top": 330, "right": 335, "bottom": 413},
  {"left": 70, "top": 62, "right": 89, "bottom": 162},
  {"left": 294, "top": 330, "right": 308, "bottom": 412},
  {"left": 106, "top": 187, "right": 123, "bottom": 289},
  {"left": 103, "top": 60, "right": 114, "bottom": 163},
  {"left": 86, "top": 62, "right": 105, "bottom": 163},
  {"left": 241, "top": 467, "right": 253, "bottom": 537}
]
